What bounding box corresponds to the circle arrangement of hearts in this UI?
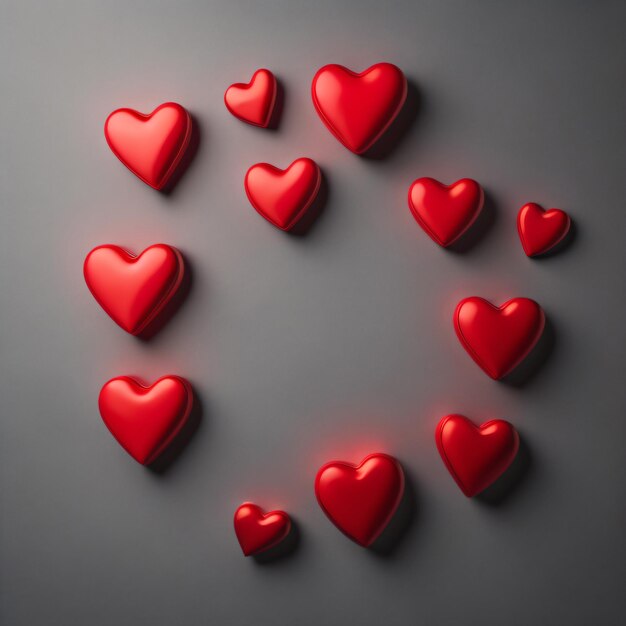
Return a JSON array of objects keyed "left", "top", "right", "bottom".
[{"left": 89, "top": 63, "right": 573, "bottom": 558}]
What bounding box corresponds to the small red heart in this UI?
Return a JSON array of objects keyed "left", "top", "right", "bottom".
[
  {"left": 454, "top": 297, "right": 545, "bottom": 380},
  {"left": 224, "top": 69, "right": 277, "bottom": 128},
  {"left": 312, "top": 63, "right": 407, "bottom": 154},
  {"left": 408, "top": 177, "right": 484, "bottom": 247},
  {"left": 315, "top": 453, "right": 404, "bottom": 547},
  {"left": 436, "top": 414, "right": 519, "bottom": 497},
  {"left": 233, "top": 503, "right": 291, "bottom": 556},
  {"left": 84, "top": 244, "right": 185, "bottom": 336},
  {"left": 104, "top": 102, "right": 192, "bottom": 190},
  {"left": 245, "top": 158, "right": 321, "bottom": 231},
  {"left": 99, "top": 376, "right": 193, "bottom": 465},
  {"left": 517, "top": 202, "right": 571, "bottom": 257}
]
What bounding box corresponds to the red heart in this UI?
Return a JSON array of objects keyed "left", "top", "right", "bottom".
[
  {"left": 436, "top": 414, "right": 519, "bottom": 497},
  {"left": 245, "top": 158, "right": 321, "bottom": 231},
  {"left": 454, "top": 297, "right": 545, "bottom": 380},
  {"left": 224, "top": 69, "right": 277, "bottom": 128},
  {"left": 315, "top": 453, "right": 404, "bottom": 547},
  {"left": 312, "top": 63, "right": 407, "bottom": 154},
  {"left": 84, "top": 244, "right": 185, "bottom": 336},
  {"left": 408, "top": 177, "right": 484, "bottom": 247},
  {"left": 104, "top": 102, "right": 192, "bottom": 190},
  {"left": 233, "top": 503, "right": 291, "bottom": 556},
  {"left": 99, "top": 376, "right": 193, "bottom": 465},
  {"left": 517, "top": 202, "right": 571, "bottom": 257}
]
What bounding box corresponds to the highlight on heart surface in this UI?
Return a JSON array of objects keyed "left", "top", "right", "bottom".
[
  {"left": 98, "top": 375, "right": 194, "bottom": 466},
  {"left": 454, "top": 296, "right": 546, "bottom": 380},
  {"left": 311, "top": 62, "right": 408, "bottom": 154},
  {"left": 234, "top": 503, "right": 292, "bottom": 556},
  {"left": 408, "top": 177, "right": 484, "bottom": 247},
  {"left": 104, "top": 101, "right": 192, "bottom": 190},
  {"left": 435, "top": 414, "right": 520, "bottom": 497},
  {"left": 315, "top": 453, "right": 405, "bottom": 547},
  {"left": 83, "top": 243, "right": 186, "bottom": 336},
  {"left": 224, "top": 68, "right": 278, "bottom": 128},
  {"left": 244, "top": 157, "right": 322, "bottom": 231},
  {"left": 517, "top": 202, "right": 571, "bottom": 257}
]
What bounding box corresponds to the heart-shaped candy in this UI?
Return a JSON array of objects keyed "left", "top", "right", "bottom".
[
  {"left": 104, "top": 102, "right": 192, "bottom": 190},
  {"left": 224, "top": 69, "right": 277, "bottom": 128},
  {"left": 312, "top": 63, "right": 407, "bottom": 154},
  {"left": 234, "top": 503, "right": 291, "bottom": 556},
  {"left": 436, "top": 414, "right": 519, "bottom": 497},
  {"left": 408, "top": 177, "right": 484, "bottom": 247},
  {"left": 99, "top": 375, "right": 193, "bottom": 465},
  {"left": 84, "top": 244, "right": 185, "bottom": 336},
  {"left": 315, "top": 453, "right": 404, "bottom": 547},
  {"left": 517, "top": 202, "right": 571, "bottom": 257},
  {"left": 454, "top": 297, "right": 545, "bottom": 380},
  {"left": 245, "top": 158, "right": 321, "bottom": 231}
]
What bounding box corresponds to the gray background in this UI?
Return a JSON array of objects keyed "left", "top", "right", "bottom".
[{"left": 1, "top": 1, "right": 625, "bottom": 624}]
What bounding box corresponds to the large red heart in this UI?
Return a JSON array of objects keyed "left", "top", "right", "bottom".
[
  {"left": 104, "top": 102, "right": 192, "bottom": 190},
  {"left": 244, "top": 157, "right": 321, "bottom": 231},
  {"left": 517, "top": 202, "right": 571, "bottom": 257},
  {"left": 436, "top": 414, "right": 519, "bottom": 497},
  {"left": 84, "top": 244, "right": 185, "bottom": 336},
  {"left": 454, "top": 297, "right": 545, "bottom": 380},
  {"left": 99, "top": 375, "right": 193, "bottom": 465},
  {"left": 315, "top": 453, "right": 404, "bottom": 547},
  {"left": 224, "top": 69, "right": 277, "bottom": 128},
  {"left": 312, "top": 63, "right": 407, "bottom": 154},
  {"left": 408, "top": 177, "right": 484, "bottom": 247},
  {"left": 233, "top": 503, "right": 291, "bottom": 556}
]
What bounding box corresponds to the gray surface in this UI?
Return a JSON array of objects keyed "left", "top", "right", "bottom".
[{"left": 1, "top": 1, "right": 625, "bottom": 624}]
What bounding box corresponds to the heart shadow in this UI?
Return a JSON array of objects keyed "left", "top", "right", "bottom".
[
  {"left": 476, "top": 434, "right": 533, "bottom": 507},
  {"left": 289, "top": 168, "right": 329, "bottom": 237},
  {"left": 528, "top": 217, "right": 578, "bottom": 259},
  {"left": 266, "top": 76, "right": 285, "bottom": 131},
  {"left": 501, "top": 315, "right": 556, "bottom": 388},
  {"left": 147, "top": 386, "right": 205, "bottom": 475},
  {"left": 136, "top": 250, "right": 194, "bottom": 342},
  {"left": 447, "top": 188, "right": 498, "bottom": 254},
  {"left": 361, "top": 78, "right": 421, "bottom": 160},
  {"left": 160, "top": 112, "right": 202, "bottom": 196},
  {"left": 252, "top": 517, "right": 301, "bottom": 565},
  {"left": 368, "top": 466, "right": 418, "bottom": 558}
]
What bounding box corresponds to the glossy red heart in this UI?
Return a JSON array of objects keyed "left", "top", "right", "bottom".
[
  {"left": 454, "top": 297, "right": 545, "bottom": 380},
  {"left": 104, "top": 102, "right": 192, "bottom": 190},
  {"left": 315, "top": 453, "right": 404, "bottom": 547},
  {"left": 408, "top": 177, "right": 484, "bottom": 247},
  {"left": 436, "top": 414, "right": 519, "bottom": 497},
  {"left": 224, "top": 69, "right": 277, "bottom": 128},
  {"left": 84, "top": 244, "right": 185, "bottom": 336},
  {"left": 99, "top": 375, "right": 193, "bottom": 465},
  {"left": 517, "top": 202, "right": 571, "bottom": 257},
  {"left": 312, "top": 63, "right": 407, "bottom": 154},
  {"left": 234, "top": 503, "right": 291, "bottom": 556},
  {"left": 245, "top": 157, "right": 321, "bottom": 231}
]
